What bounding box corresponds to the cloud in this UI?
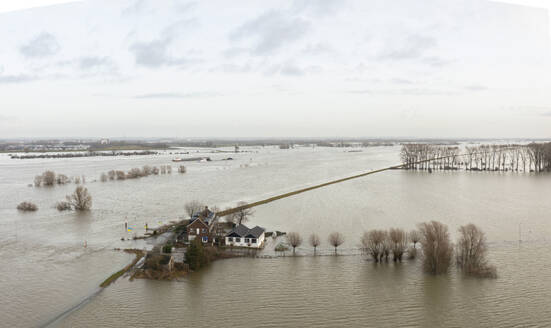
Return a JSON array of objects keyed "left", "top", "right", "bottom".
[
  {"left": 134, "top": 92, "right": 218, "bottom": 99},
  {"left": 378, "top": 34, "right": 437, "bottom": 60},
  {"left": 292, "top": 0, "right": 344, "bottom": 17},
  {"left": 19, "top": 32, "right": 60, "bottom": 58},
  {"left": 230, "top": 10, "right": 310, "bottom": 55},
  {"left": 302, "top": 42, "right": 336, "bottom": 56},
  {"left": 78, "top": 56, "right": 115, "bottom": 71},
  {"left": 464, "top": 84, "right": 488, "bottom": 92},
  {"left": 264, "top": 61, "right": 322, "bottom": 77},
  {"left": 0, "top": 74, "right": 36, "bottom": 84}
]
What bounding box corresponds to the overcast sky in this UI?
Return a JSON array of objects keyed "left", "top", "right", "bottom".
[{"left": 0, "top": 0, "right": 550, "bottom": 139}]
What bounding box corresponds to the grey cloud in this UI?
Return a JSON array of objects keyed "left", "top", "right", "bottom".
[
  {"left": 134, "top": 92, "right": 218, "bottom": 99},
  {"left": 464, "top": 84, "right": 488, "bottom": 92},
  {"left": 378, "top": 35, "right": 437, "bottom": 60},
  {"left": 20, "top": 32, "right": 60, "bottom": 58},
  {"left": 230, "top": 10, "right": 310, "bottom": 55},
  {"left": 0, "top": 74, "right": 36, "bottom": 84},
  {"left": 79, "top": 56, "right": 115, "bottom": 71}
]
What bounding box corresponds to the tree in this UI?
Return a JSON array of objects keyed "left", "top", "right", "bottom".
[
  {"left": 409, "top": 230, "right": 421, "bottom": 249},
  {"left": 66, "top": 186, "right": 92, "bottom": 211},
  {"left": 56, "top": 174, "right": 69, "bottom": 185},
  {"left": 456, "top": 224, "right": 496, "bottom": 278},
  {"left": 389, "top": 228, "right": 408, "bottom": 262},
  {"left": 287, "top": 232, "right": 302, "bottom": 255},
  {"left": 309, "top": 233, "right": 320, "bottom": 254},
  {"left": 34, "top": 175, "right": 43, "bottom": 187},
  {"left": 230, "top": 201, "right": 254, "bottom": 225},
  {"left": 185, "top": 238, "right": 208, "bottom": 271},
  {"left": 42, "top": 171, "right": 56, "bottom": 186},
  {"left": 418, "top": 221, "right": 453, "bottom": 274},
  {"left": 116, "top": 171, "right": 126, "bottom": 180},
  {"left": 185, "top": 200, "right": 205, "bottom": 217},
  {"left": 178, "top": 165, "right": 187, "bottom": 173},
  {"left": 56, "top": 201, "right": 72, "bottom": 211},
  {"left": 360, "top": 230, "right": 385, "bottom": 262},
  {"left": 328, "top": 232, "right": 344, "bottom": 255}
]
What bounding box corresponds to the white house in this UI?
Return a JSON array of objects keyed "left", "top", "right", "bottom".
[{"left": 225, "top": 224, "right": 265, "bottom": 248}]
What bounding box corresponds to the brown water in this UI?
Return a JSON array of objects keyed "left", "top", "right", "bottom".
[{"left": 1, "top": 146, "right": 550, "bottom": 327}]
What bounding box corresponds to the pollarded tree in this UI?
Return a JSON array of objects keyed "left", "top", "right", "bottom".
[
  {"left": 409, "top": 229, "right": 421, "bottom": 249},
  {"left": 42, "top": 171, "right": 56, "bottom": 186},
  {"left": 456, "top": 224, "right": 496, "bottom": 278},
  {"left": 361, "top": 230, "right": 385, "bottom": 262},
  {"left": 389, "top": 228, "right": 408, "bottom": 262},
  {"left": 230, "top": 201, "right": 254, "bottom": 225},
  {"left": 309, "top": 233, "right": 320, "bottom": 254},
  {"left": 328, "top": 232, "right": 344, "bottom": 255},
  {"left": 287, "top": 232, "right": 302, "bottom": 255}
]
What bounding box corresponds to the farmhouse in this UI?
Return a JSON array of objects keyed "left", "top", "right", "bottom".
[
  {"left": 185, "top": 207, "right": 217, "bottom": 243},
  {"left": 225, "top": 224, "right": 265, "bottom": 248}
]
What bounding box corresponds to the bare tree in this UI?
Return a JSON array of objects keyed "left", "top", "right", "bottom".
[
  {"left": 380, "top": 231, "right": 391, "bottom": 261},
  {"left": 409, "top": 230, "right": 421, "bottom": 249},
  {"left": 66, "top": 186, "right": 92, "bottom": 211},
  {"left": 309, "top": 233, "right": 320, "bottom": 254},
  {"left": 127, "top": 168, "right": 142, "bottom": 179},
  {"left": 418, "top": 221, "right": 453, "bottom": 274},
  {"left": 107, "top": 170, "right": 116, "bottom": 180},
  {"left": 178, "top": 165, "right": 187, "bottom": 173},
  {"left": 389, "top": 228, "right": 408, "bottom": 262},
  {"left": 56, "top": 201, "right": 72, "bottom": 211},
  {"left": 142, "top": 165, "right": 152, "bottom": 176},
  {"left": 360, "top": 230, "right": 385, "bottom": 262},
  {"left": 34, "top": 175, "right": 43, "bottom": 187},
  {"left": 230, "top": 201, "right": 254, "bottom": 225},
  {"left": 116, "top": 170, "right": 126, "bottom": 180},
  {"left": 152, "top": 166, "right": 160, "bottom": 175},
  {"left": 56, "top": 174, "right": 69, "bottom": 185},
  {"left": 185, "top": 200, "right": 205, "bottom": 217},
  {"left": 328, "top": 232, "right": 344, "bottom": 255},
  {"left": 74, "top": 176, "right": 81, "bottom": 184},
  {"left": 17, "top": 201, "right": 38, "bottom": 211},
  {"left": 456, "top": 224, "right": 496, "bottom": 278},
  {"left": 287, "top": 232, "right": 303, "bottom": 255},
  {"left": 42, "top": 171, "right": 56, "bottom": 186}
]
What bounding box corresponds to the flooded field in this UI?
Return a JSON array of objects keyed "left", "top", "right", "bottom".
[{"left": 1, "top": 146, "right": 550, "bottom": 327}]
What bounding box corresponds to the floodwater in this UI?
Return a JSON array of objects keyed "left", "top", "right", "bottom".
[{"left": 1, "top": 146, "right": 550, "bottom": 327}]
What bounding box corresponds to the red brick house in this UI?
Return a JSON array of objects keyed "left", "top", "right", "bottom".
[{"left": 186, "top": 218, "right": 211, "bottom": 243}]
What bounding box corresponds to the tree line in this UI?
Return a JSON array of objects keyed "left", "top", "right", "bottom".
[
  {"left": 285, "top": 222, "right": 496, "bottom": 278},
  {"left": 99, "top": 164, "right": 184, "bottom": 182},
  {"left": 400, "top": 142, "right": 551, "bottom": 172}
]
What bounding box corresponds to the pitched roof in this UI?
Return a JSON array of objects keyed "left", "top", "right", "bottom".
[{"left": 226, "top": 224, "right": 265, "bottom": 238}]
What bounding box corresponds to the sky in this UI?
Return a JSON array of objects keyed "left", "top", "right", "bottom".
[{"left": 0, "top": 0, "right": 550, "bottom": 139}]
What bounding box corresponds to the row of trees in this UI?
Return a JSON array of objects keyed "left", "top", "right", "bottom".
[
  {"left": 99, "top": 164, "right": 182, "bottom": 182},
  {"left": 34, "top": 171, "right": 86, "bottom": 187},
  {"left": 285, "top": 222, "right": 496, "bottom": 278},
  {"left": 400, "top": 142, "right": 551, "bottom": 172}
]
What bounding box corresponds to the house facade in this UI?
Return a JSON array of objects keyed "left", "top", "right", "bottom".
[
  {"left": 186, "top": 218, "right": 211, "bottom": 243},
  {"left": 225, "top": 224, "right": 265, "bottom": 248}
]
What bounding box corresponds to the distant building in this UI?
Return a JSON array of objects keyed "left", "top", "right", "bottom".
[
  {"left": 225, "top": 224, "right": 265, "bottom": 248},
  {"left": 100, "top": 138, "right": 110, "bottom": 145}
]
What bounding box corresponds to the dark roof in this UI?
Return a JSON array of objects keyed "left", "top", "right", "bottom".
[
  {"left": 190, "top": 209, "right": 215, "bottom": 225},
  {"left": 226, "top": 224, "right": 265, "bottom": 238}
]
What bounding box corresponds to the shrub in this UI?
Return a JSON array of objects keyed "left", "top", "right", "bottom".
[
  {"left": 116, "top": 170, "right": 126, "bottom": 180},
  {"left": 162, "top": 244, "right": 173, "bottom": 253},
  {"left": 17, "top": 201, "right": 38, "bottom": 211},
  {"left": 178, "top": 165, "right": 186, "bottom": 173},
  {"left": 34, "top": 175, "right": 43, "bottom": 187},
  {"left": 56, "top": 201, "right": 72, "bottom": 211},
  {"left": 185, "top": 238, "right": 208, "bottom": 271},
  {"left": 56, "top": 174, "right": 70, "bottom": 185},
  {"left": 66, "top": 186, "right": 92, "bottom": 211},
  {"left": 418, "top": 221, "right": 453, "bottom": 274},
  {"left": 127, "top": 168, "right": 142, "bottom": 179},
  {"left": 42, "top": 171, "right": 56, "bottom": 186}
]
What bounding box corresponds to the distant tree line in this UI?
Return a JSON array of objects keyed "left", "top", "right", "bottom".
[
  {"left": 34, "top": 171, "right": 86, "bottom": 187},
  {"left": 400, "top": 143, "right": 551, "bottom": 172},
  {"left": 11, "top": 150, "right": 158, "bottom": 160},
  {"left": 100, "top": 164, "right": 177, "bottom": 182}
]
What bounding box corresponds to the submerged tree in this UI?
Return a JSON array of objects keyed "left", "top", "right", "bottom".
[
  {"left": 287, "top": 232, "right": 303, "bottom": 255},
  {"left": 361, "top": 230, "right": 385, "bottom": 262},
  {"left": 409, "top": 230, "right": 421, "bottom": 249},
  {"left": 66, "top": 186, "right": 92, "bottom": 211},
  {"left": 328, "top": 232, "right": 344, "bottom": 255},
  {"left": 456, "top": 224, "right": 497, "bottom": 278},
  {"left": 42, "top": 171, "right": 56, "bottom": 186},
  {"left": 17, "top": 201, "right": 38, "bottom": 211},
  {"left": 389, "top": 228, "right": 408, "bottom": 262},
  {"left": 418, "top": 221, "right": 453, "bottom": 274},
  {"left": 309, "top": 233, "right": 320, "bottom": 254}
]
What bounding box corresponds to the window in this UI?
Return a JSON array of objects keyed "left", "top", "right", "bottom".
[
  {"left": 236, "top": 237, "right": 241, "bottom": 242},
  {"left": 196, "top": 228, "right": 200, "bottom": 235},
  {"left": 251, "top": 238, "right": 257, "bottom": 243},
  {"left": 202, "top": 236, "right": 208, "bottom": 243},
  {"left": 202, "top": 228, "right": 206, "bottom": 233},
  {"left": 227, "top": 237, "right": 233, "bottom": 242},
  {"left": 245, "top": 238, "right": 250, "bottom": 243}
]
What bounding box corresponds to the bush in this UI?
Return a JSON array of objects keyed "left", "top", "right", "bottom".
[
  {"left": 56, "top": 174, "right": 70, "bottom": 185},
  {"left": 418, "top": 221, "right": 453, "bottom": 274},
  {"left": 178, "top": 165, "right": 186, "bottom": 173},
  {"left": 17, "top": 201, "right": 38, "bottom": 211},
  {"left": 116, "top": 170, "right": 126, "bottom": 180},
  {"left": 127, "top": 168, "right": 142, "bottom": 179},
  {"left": 162, "top": 244, "right": 173, "bottom": 253},
  {"left": 185, "top": 238, "right": 208, "bottom": 271},
  {"left": 34, "top": 175, "right": 43, "bottom": 187},
  {"left": 65, "top": 186, "right": 92, "bottom": 211},
  {"left": 56, "top": 201, "right": 72, "bottom": 211},
  {"left": 42, "top": 171, "right": 56, "bottom": 186}
]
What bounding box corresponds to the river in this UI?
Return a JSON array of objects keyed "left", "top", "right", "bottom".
[{"left": 1, "top": 145, "right": 550, "bottom": 327}]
